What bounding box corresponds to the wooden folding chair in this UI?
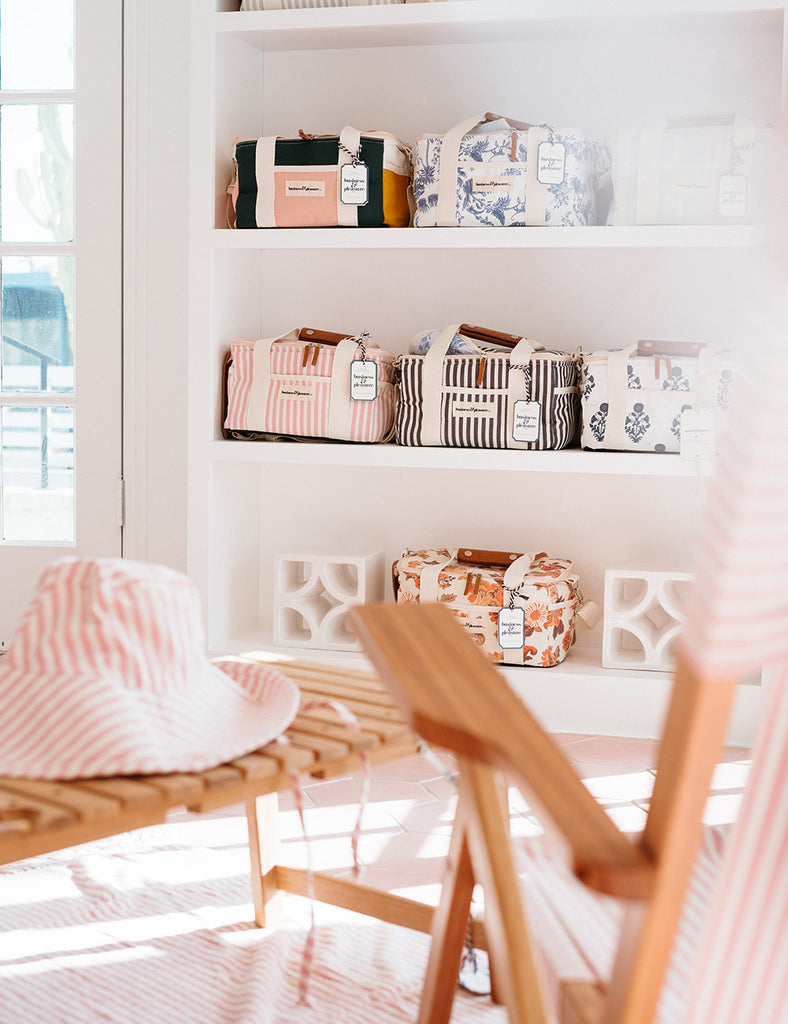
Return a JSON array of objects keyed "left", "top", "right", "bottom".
[{"left": 350, "top": 601, "right": 739, "bottom": 1024}]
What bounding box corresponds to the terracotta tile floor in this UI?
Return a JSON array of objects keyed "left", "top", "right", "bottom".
[{"left": 239, "top": 733, "right": 752, "bottom": 925}]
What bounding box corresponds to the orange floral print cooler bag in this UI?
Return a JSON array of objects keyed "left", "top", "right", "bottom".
[{"left": 392, "top": 547, "right": 599, "bottom": 667}]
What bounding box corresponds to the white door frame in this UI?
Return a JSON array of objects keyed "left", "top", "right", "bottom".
[{"left": 122, "top": 0, "right": 190, "bottom": 572}]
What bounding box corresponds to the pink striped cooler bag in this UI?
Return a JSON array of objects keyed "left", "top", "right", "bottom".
[{"left": 224, "top": 327, "right": 396, "bottom": 443}]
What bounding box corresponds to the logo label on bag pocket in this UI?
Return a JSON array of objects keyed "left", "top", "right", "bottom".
[
  {"left": 498, "top": 607, "right": 525, "bottom": 649},
  {"left": 512, "top": 400, "right": 541, "bottom": 443},
  {"left": 285, "top": 180, "right": 326, "bottom": 198},
  {"left": 350, "top": 360, "right": 377, "bottom": 401},
  {"left": 536, "top": 141, "right": 566, "bottom": 185},
  {"left": 278, "top": 383, "right": 316, "bottom": 401},
  {"left": 471, "top": 171, "right": 513, "bottom": 192},
  {"left": 452, "top": 400, "right": 495, "bottom": 419}
]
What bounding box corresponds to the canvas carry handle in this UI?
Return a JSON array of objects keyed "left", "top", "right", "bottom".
[
  {"left": 436, "top": 113, "right": 532, "bottom": 226},
  {"left": 503, "top": 553, "right": 575, "bottom": 589},
  {"left": 338, "top": 125, "right": 363, "bottom": 227},
  {"left": 247, "top": 330, "right": 299, "bottom": 428},
  {"left": 414, "top": 551, "right": 455, "bottom": 601},
  {"left": 246, "top": 330, "right": 370, "bottom": 436},
  {"left": 420, "top": 324, "right": 536, "bottom": 446}
]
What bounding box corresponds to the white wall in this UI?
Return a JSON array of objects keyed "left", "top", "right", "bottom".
[{"left": 123, "top": 0, "right": 191, "bottom": 571}]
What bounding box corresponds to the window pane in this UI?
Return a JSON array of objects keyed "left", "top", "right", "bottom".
[
  {"left": 0, "top": 0, "right": 74, "bottom": 91},
  {"left": 1, "top": 404, "right": 74, "bottom": 542},
  {"left": 1, "top": 255, "right": 73, "bottom": 393},
  {"left": 0, "top": 104, "right": 73, "bottom": 242}
]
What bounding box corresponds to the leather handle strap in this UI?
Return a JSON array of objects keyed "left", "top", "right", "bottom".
[
  {"left": 637, "top": 339, "right": 705, "bottom": 357},
  {"left": 297, "top": 327, "right": 355, "bottom": 345},
  {"left": 457, "top": 548, "right": 524, "bottom": 568},
  {"left": 459, "top": 323, "right": 523, "bottom": 349},
  {"left": 483, "top": 111, "right": 535, "bottom": 132}
]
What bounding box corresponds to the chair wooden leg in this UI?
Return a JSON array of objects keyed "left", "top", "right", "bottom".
[
  {"left": 418, "top": 786, "right": 477, "bottom": 1024},
  {"left": 461, "top": 757, "right": 551, "bottom": 1024},
  {"left": 245, "top": 792, "right": 282, "bottom": 927}
]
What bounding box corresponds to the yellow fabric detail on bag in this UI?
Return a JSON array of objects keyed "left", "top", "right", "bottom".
[{"left": 382, "top": 169, "right": 411, "bottom": 227}]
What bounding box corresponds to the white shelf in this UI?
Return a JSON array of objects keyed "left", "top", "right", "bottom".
[
  {"left": 211, "top": 636, "right": 678, "bottom": 738},
  {"left": 194, "top": 0, "right": 777, "bottom": 744},
  {"left": 209, "top": 440, "right": 714, "bottom": 477},
  {"left": 213, "top": 635, "right": 668, "bottom": 690},
  {"left": 215, "top": 3, "right": 782, "bottom": 53},
  {"left": 210, "top": 635, "right": 759, "bottom": 744},
  {"left": 211, "top": 225, "right": 766, "bottom": 250}
]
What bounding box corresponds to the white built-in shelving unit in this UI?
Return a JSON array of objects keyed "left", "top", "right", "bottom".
[{"left": 189, "top": 0, "right": 786, "bottom": 741}]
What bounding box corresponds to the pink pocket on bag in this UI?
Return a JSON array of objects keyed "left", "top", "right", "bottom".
[
  {"left": 264, "top": 376, "right": 331, "bottom": 436},
  {"left": 274, "top": 170, "right": 338, "bottom": 226}
]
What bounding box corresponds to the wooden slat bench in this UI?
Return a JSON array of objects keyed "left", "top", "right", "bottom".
[{"left": 0, "top": 656, "right": 436, "bottom": 934}]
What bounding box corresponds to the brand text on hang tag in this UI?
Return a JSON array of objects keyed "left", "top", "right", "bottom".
[
  {"left": 536, "top": 141, "right": 566, "bottom": 185},
  {"left": 680, "top": 408, "right": 715, "bottom": 461},
  {"left": 498, "top": 607, "right": 525, "bottom": 650},
  {"left": 512, "top": 400, "right": 541, "bottom": 443},
  {"left": 350, "top": 360, "right": 378, "bottom": 401},
  {"left": 340, "top": 162, "right": 369, "bottom": 206},
  {"left": 718, "top": 174, "right": 747, "bottom": 218}
]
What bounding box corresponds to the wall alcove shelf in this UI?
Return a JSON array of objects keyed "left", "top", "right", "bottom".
[{"left": 189, "top": 0, "right": 785, "bottom": 742}]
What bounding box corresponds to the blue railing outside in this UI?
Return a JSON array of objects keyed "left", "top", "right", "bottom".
[{"left": 1, "top": 274, "right": 74, "bottom": 491}]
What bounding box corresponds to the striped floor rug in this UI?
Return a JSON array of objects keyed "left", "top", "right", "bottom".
[
  {"left": 0, "top": 816, "right": 508, "bottom": 1024},
  {"left": 0, "top": 812, "right": 726, "bottom": 1024}
]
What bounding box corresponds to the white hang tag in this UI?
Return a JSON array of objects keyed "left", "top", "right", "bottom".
[
  {"left": 718, "top": 174, "right": 748, "bottom": 218},
  {"left": 512, "top": 400, "right": 541, "bottom": 443},
  {"left": 340, "top": 162, "right": 369, "bottom": 206},
  {"left": 498, "top": 607, "right": 525, "bottom": 650},
  {"left": 680, "top": 408, "right": 715, "bottom": 461},
  {"left": 350, "top": 360, "right": 378, "bottom": 401},
  {"left": 536, "top": 141, "right": 566, "bottom": 185}
]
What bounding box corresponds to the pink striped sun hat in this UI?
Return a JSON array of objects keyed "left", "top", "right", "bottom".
[{"left": 0, "top": 558, "right": 301, "bottom": 779}]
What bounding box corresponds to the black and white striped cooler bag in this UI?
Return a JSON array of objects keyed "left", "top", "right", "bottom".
[{"left": 395, "top": 323, "right": 580, "bottom": 449}]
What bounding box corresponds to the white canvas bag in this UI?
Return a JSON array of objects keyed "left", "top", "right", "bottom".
[
  {"left": 606, "top": 114, "right": 770, "bottom": 225},
  {"left": 581, "top": 341, "right": 734, "bottom": 453}
]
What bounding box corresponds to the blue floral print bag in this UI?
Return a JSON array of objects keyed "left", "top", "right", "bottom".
[
  {"left": 580, "top": 341, "right": 734, "bottom": 453},
  {"left": 412, "top": 112, "right": 611, "bottom": 228}
]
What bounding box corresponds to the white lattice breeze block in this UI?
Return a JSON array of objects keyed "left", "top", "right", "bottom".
[
  {"left": 273, "top": 549, "right": 386, "bottom": 651},
  {"left": 603, "top": 569, "right": 693, "bottom": 671}
]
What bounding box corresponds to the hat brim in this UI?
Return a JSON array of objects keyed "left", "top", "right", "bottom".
[{"left": 0, "top": 657, "right": 301, "bottom": 780}]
